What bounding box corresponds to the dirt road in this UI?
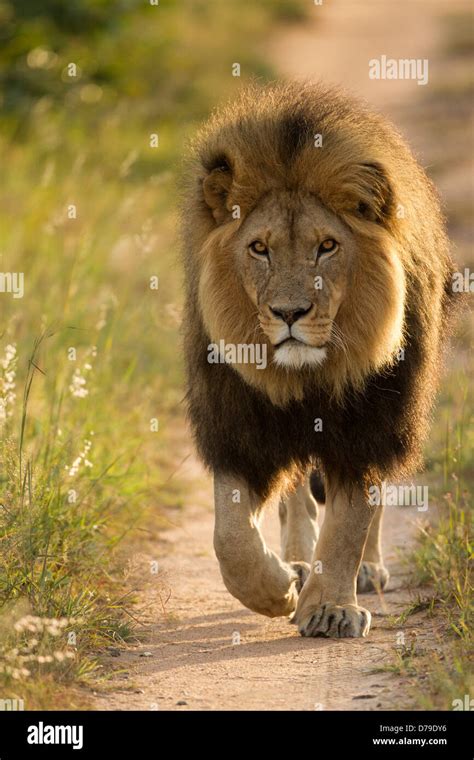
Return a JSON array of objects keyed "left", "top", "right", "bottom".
[
  {"left": 92, "top": 455, "right": 430, "bottom": 710},
  {"left": 92, "top": 0, "right": 464, "bottom": 711}
]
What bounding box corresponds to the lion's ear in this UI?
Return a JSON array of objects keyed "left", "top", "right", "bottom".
[
  {"left": 352, "top": 162, "right": 394, "bottom": 224},
  {"left": 202, "top": 165, "right": 233, "bottom": 224}
]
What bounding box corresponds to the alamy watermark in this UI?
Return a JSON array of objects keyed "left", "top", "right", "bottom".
[
  {"left": 452, "top": 694, "right": 473, "bottom": 711},
  {"left": 452, "top": 268, "right": 474, "bottom": 293},
  {"left": 27, "top": 722, "right": 83, "bottom": 750},
  {"left": 0, "top": 698, "right": 24, "bottom": 710},
  {"left": 369, "top": 56, "right": 429, "bottom": 86},
  {"left": 0, "top": 272, "right": 24, "bottom": 299},
  {"left": 369, "top": 483, "right": 429, "bottom": 512},
  {"left": 207, "top": 340, "right": 267, "bottom": 370}
]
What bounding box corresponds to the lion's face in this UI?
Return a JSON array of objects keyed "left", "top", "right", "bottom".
[
  {"left": 235, "top": 191, "right": 355, "bottom": 369},
  {"left": 197, "top": 144, "right": 407, "bottom": 405}
]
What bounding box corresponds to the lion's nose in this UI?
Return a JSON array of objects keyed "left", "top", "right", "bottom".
[{"left": 269, "top": 304, "right": 312, "bottom": 326}]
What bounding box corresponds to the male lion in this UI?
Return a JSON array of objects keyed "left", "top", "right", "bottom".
[{"left": 180, "top": 82, "right": 457, "bottom": 638}]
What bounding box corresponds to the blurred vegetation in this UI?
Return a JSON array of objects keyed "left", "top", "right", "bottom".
[
  {"left": 397, "top": 8, "right": 474, "bottom": 709},
  {"left": 0, "top": 0, "right": 294, "bottom": 132},
  {"left": 402, "top": 350, "right": 474, "bottom": 709},
  {"left": 0, "top": 0, "right": 308, "bottom": 708}
]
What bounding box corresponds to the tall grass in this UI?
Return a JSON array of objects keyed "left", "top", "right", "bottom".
[
  {"left": 0, "top": 0, "right": 308, "bottom": 709},
  {"left": 401, "top": 345, "right": 473, "bottom": 708}
]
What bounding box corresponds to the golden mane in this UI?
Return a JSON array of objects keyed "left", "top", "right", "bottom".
[{"left": 181, "top": 81, "right": 451, "bottom": 406}]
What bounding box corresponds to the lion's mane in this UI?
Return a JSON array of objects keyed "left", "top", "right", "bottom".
[{"left": 180, "top": 82, "right": 457, "bottom": 499}]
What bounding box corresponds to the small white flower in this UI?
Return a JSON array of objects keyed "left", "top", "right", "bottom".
[
  {"left": 69, "top": 368, "right": 88, "bottom": 398},
  {"left": 69, "top": 347, "right": 97, "bottom": 399},
  {"left": 0, "top": 342, "right": 17, "bottom": 426},
  {"left": 67, "top": 437, "right": 94, "bottom": 477}
]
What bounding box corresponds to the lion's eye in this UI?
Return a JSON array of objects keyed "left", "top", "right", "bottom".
[
  {"left": 249, "top": 240, "right": 268, "bottom": 256},
  {"left": 318, "top": 238, "right": 338, "bottom": 256}
]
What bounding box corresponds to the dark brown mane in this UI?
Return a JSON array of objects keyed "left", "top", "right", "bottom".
[{"left": 181, "top": 81, "right": 459, "bottom": 499}]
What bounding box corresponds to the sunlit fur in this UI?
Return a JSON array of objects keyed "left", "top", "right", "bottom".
[
  {"left": 180, "top": 81, "right": 458, "bottom": 498},
  {"left": 182, "top": 83, "right": 442, "bottom": 406},
  {"left": 273, "top": 343, "right": 327, "bottom": 370}
]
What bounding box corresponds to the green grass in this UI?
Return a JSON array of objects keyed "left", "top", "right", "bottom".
[
  {"left": 372, "top": 7, "right": 474, "bottom": 709},
  {"left": 0, "top": 0, "right": 309, "bottom": 708},
  {"left": 396, "top": 341, "right": 474, "bottom": 710}
]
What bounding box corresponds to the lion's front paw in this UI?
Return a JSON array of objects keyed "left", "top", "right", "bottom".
[
  {"left": 296, "top": 602, "right": 371, "bottom": 638},
  {"left": 357, "top": 561, "right": 389, "bottom": 593},
  {"left": 290, "top": 561, "right": 311, "bottom": 593}
]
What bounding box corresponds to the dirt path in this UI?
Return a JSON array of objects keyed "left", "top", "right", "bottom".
[
  {"left": 91, "top": 0, "right": 461, "bottom": 711},
  {"left": 92, "top": 450, "right": 431, "bottom": 711}
]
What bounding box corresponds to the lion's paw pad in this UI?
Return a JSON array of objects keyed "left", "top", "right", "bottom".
[
  {"left": 357, "top": 562, "right": 389, "bottom": 593},
  {"left": 297, "top": 603, "right": 371, "bottom": 638}
]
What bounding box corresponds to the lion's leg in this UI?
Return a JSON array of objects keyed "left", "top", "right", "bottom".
[
  {"left": 214, "top": 472, "right": 306, "bottom": 617},
  {"left": 293, "top": 481, "right": 372, "bottom": 638},
  {"left": 279, "top": 477, "right": 319, "bottom": 565},
  {"left": 357, "top": 502, "right": 390, "bottom": 593}
]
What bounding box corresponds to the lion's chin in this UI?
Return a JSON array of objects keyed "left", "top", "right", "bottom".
[{"left": 273, "top": 341, "right": 327, "bottom": 370}]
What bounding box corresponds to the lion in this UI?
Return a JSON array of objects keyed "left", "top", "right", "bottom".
[{"left": 180, "top": 81, "right": 457, "bottom": 637}]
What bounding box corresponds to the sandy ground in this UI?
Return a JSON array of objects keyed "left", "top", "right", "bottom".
[
  {"left": 92, "top": 458, "right": 433, "bottom": 711},
  {"left": 91, "top": 0, "right": 469, "bottom": 711}
]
